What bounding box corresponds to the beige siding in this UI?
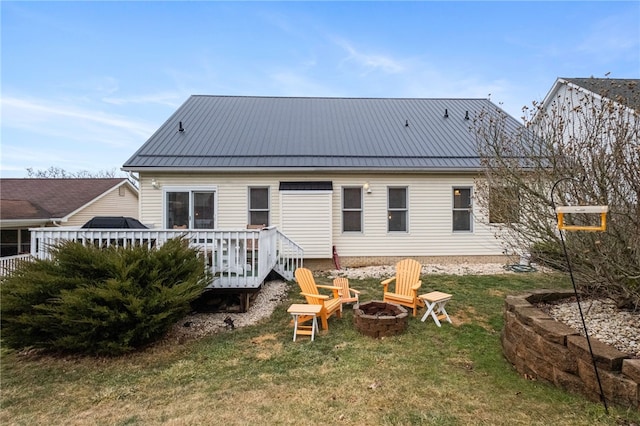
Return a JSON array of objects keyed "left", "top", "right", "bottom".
[
  {"left": 280, "top": 191, "right": 332, "bottom": 257},
  {"left": 138, "top": 172, "right": 504, "bottom": 258},
  {"left": 65, "top": 184, "right": 139, "bottom": 227}
]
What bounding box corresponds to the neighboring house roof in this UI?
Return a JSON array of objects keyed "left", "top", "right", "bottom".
[
  {"left": 545, "top": 77, "right": 640, "bottom": 111},
  {"left": 0, "top": 178, "right": 137, "bottom": 224},
  {"left": 123, "top": 96, "right": 521, "bottom": 172}
]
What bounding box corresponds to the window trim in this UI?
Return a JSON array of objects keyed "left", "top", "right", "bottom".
[
  {"left": 342, "top": 186, "right": 363, "bottom": 233},
  {"left": 248, "top": 186, "right": 270, "bottom": 226},
  {"left": 387, "top": 186, "right": 408, "bottom": 233},
  {"left": 452, "top": 186, "right": 473, "bottom": 232},
  {"left": 163, "top": 186, "right": 218, "bottom": 229}
]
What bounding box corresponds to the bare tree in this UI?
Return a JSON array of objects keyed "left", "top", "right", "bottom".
[
  {"left": 474, "top": 83, "right": 639, "bottom": 310},
  {"left": 26, "top": 166, "right": 121, "bottom": 179}
]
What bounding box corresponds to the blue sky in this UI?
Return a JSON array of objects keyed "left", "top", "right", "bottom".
[{"left": 2, "top": 1, "right": 639, "bottom": 178}]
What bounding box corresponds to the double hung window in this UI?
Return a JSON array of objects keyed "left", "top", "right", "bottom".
[
  {"left": 489, "top": 186, "right": 520, "bottom": 224},
  {"left": 249, "top": 187, "right": 270, "bottom": 226},
  {"left": 452, "top": 187, "right": 472, "bottom": 231},
  {"left": 388, "top": 187, "right": 408, "bottom": 232},
  {"left": 342, "top": 187, "right": 363, "bottom": 232}
]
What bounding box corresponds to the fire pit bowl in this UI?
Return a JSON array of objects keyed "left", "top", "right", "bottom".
[{"left": 353, "top": 300, "right": 409, "bottom": 338}]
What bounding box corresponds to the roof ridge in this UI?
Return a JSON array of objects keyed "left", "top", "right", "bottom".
[{"left": 189, "top": 94, "right": 490, "bottom": 101}]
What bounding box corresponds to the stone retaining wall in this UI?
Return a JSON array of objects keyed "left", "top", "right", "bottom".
[{"left": 502, "top": 289, "right": 640, "bottom": 410}]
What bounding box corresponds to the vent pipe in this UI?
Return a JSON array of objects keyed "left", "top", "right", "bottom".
[
  {"left": 178, "top": 121, "right": 185, "bottom": 132},
  {"left": 444, "top": 109, "right": 449, "bottom": 118}
]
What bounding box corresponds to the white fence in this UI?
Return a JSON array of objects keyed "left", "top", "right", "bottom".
[{"left": 29, "top": 226, "right": 303, "bottom": 289}]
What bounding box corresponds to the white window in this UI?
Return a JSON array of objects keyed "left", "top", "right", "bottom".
[
  {"left": 453, "top": 187, "right": 472, "bottom": 232},
  {"left": 249, "top": 187, "right": 270, "bottom": 226},
  {"left": 388, "top": 187, "right": 408, "bottom": 232},
  {"left": 165, "top": 189, "right": 216, "bottom": 229},
  {"left": 342, "top": 187, "right": 363, "bottom": 232}
]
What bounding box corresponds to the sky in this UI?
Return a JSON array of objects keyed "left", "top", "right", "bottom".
[{"left": 1, "top": 1, "right": 639, "bottom": 178}]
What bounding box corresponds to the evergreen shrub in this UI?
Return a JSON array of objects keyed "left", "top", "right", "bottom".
[{"left": 1, "top": 238, "right": 209, "bottom": 356}]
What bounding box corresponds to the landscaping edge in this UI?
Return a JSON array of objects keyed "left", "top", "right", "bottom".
[{"left": 501, "top": 289, "right": 640, "bottom": 410}]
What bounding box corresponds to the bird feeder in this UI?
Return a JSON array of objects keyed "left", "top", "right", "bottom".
[{"left": 555, "top": 205, "right": 608, "bottom": 232}]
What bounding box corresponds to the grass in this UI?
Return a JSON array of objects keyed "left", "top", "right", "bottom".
[{"left": 2, "top": 271, "right": 640, "bottom": 425}]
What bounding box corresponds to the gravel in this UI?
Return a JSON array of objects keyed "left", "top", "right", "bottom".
[
  {"left": 164, "top": 263, "right": 639, "bottom": 359},
  {"left": 540, "top": 298, "right": 640, "bottom": 359}
]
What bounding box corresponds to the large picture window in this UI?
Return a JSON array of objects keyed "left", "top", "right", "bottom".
[
  {"left": 342, "top": 187, "right": 362, "bottom": 232},
  {"left": 388, "top": 187, "right": 407, "bottom": 232},
  {"left": 249, "top": 187, "right": 270, "bottom": 225},
  {"left": 166, "top": 190, "right": 215, "bottom": 229},
  {"left": 453, "top": 187, "right": 472, "bottom": 232}
]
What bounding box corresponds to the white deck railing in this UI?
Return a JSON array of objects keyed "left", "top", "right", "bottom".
[
  {"left": 29, "top": 226, "right": 303, "bottom": 289},
  {"left": 0, "top": 253, "right": 33, "bottom": 277}
]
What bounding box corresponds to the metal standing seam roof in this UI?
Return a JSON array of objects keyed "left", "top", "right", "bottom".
[{"left": 123, "top": 96, "right": 522, "bottom": 171}]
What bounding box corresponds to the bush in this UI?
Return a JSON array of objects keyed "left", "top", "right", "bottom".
[{"left": 1, "top": 238, "right": 210, "bottom": 356}]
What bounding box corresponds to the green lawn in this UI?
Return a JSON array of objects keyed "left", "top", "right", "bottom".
[{"left": 2, "top": 272, "right": 639, "bottom": 425}]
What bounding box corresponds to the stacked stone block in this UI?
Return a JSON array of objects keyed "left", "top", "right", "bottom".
[
  {"left": 353, "top": 301, "right": 408, "bottom": 338},
  {"left": 502, "top": 290, "right": 640, "bottom": 410}
]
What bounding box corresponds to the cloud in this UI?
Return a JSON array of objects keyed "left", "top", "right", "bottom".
[
  {"left": 2, "top": 96, "right": 156, "bottom": 144},
  {"left": 102, "top": 92, "right": 183, "bottom": 107},
  {"left": 333, "top": 37, "right": 405, "bottom": 75}
]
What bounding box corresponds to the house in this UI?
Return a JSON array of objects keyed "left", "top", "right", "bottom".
[
  {"left": 122, "top": 95, "right": 523, "bottom": 269},
  {"left": 0, "top": 178, "right": 139, "bottom": 257},
  {"left": 541, "top": 77, "right": 639, "bottom": 114}
]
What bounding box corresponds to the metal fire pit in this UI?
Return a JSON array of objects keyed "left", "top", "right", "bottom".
[{"left": 353, "top": 300, "right": 409, "bottom": 338}]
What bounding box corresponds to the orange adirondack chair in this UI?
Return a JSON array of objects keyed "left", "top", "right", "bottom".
[
  {"left": 294, "top": 267, "right": 343, "bottom": 330},
  {"left": 333, "top": 277, "right": 360, "bottom": 305},
  {"left": 381, "top": 259, "right": 424, "bottom": 316}
]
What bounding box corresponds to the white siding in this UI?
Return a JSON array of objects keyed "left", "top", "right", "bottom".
[
  {"left": 138, "top": 172, "right": 505, "bottom": 258},
  {"left": 280, "top": 191, "right": 332, "bottom": 258}
]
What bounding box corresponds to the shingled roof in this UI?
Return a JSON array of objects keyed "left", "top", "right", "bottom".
[
  {"left": 123, "top": 96, "right": 520, "bottom": 172},
  {"left": 562, "top": 78, "right": 640, "bottom": 110},
  {"left": 0, "top": 178, "right": 132, "bottom": 222}
]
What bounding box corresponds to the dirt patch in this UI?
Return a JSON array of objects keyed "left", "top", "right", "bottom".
[{"left": 452, "top": 306, "right": 492, "bottom": 330}]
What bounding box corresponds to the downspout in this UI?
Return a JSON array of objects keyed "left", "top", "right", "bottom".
[{"left": 127, "top": 171, "right": 140, "bottom": 187}]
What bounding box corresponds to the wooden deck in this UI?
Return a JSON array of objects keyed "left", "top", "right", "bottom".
[{"left": 28, "top": 226, "right": 303, "bottom": 289}]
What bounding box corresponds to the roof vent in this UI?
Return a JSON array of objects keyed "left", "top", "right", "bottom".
[
  {"left": 444, "top": 109, "right": 449, "bottom": 118},
  {"left": 405, "top": 119, "right": 409, "bottom": 127},
  {"left": 464, "top": 111, "right": 469, "bottom": 120},
  {"left": 178, "top": 121, "right": 185, "bottom": 132}
]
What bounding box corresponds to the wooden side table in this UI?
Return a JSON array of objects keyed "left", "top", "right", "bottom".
[
  {"left": 418, "top": 292, "right": 453, "bottom": 327},
  {"left": 287, "top": 304, "right": 322, "bottom": 341}
]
